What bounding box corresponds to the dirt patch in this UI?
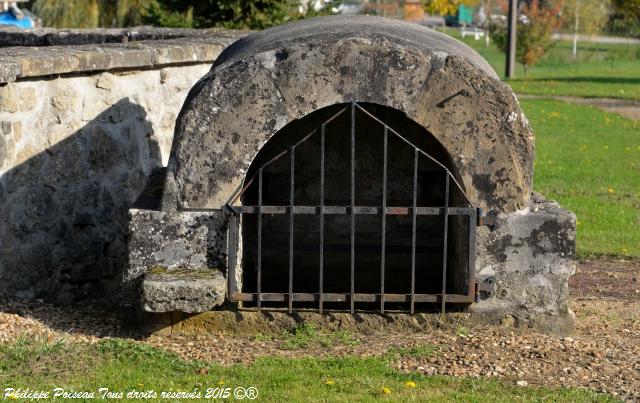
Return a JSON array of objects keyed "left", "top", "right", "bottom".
[
  {"left": 570, "top": 256, "right": 640, "bottom": 300},
  {"left": 0, "top": 257, "right": 639, "bottom": 400},
  {"left": 518, "top": 95, "right": 640, "bottom": 121}
]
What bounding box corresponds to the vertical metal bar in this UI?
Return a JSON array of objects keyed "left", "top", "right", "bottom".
[
  {"left": 227, "top": 213, "right": 238, "bottom": 301},
  {"left": 257, "top": 168, "right": 263, "bottom": 312},
  {"left": 319, "top": 125, "right": 325, "bottom": 313},
  {"left": 350, "top": 102, "right": 356, "bottom": 314},
  {"left": 288, "top": 147, "right": 295, "bottom": 314},
  {"left": 440, "top": 173, "right": 450, "bottom": 314},
  {"left": 411, "top": 147, "right": 418, "bottom": 314},
  {"left": 380, "top": 127, "right": 388, "bottom": 314},
  {"left": 506, "top": 0, "right": 518, "bottom": 78},
  {"left": 467, "top": 209, "right": 477, "bottom": 300}
]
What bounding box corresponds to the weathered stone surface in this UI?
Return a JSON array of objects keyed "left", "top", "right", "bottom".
[
  {"left": 0, "top": 33, "right": 245, "bottom": 84},
  {"left": 0, "top": 84, "right": 18, "bottom": 112},
  {"left": 124, "top": 208, "right": 228, "bottom": 313},
  {"left": 0, "top": 62, "right": 19, "bottom": 83},
  {"left": 166, "top": 15, "right": 533, "bottom": 213},
  {"left": 1, "top": 121, "right": 10, "bottom": 135},
  {"left": 17, "top": 86, "right": 37, "bottom": 111},
  {"left": 0, "top": 61, "right": 212, "bottom": 304},
  {"left": 142, "top": 269, "right": 226, "bottom": 313},
  {"left": 128, "top": 210, "right": 211, "bottom": 276},
  {"left": 473, "top": 193, "right": 577, "bottom": 334},
  {"left": 95, "top": 73, "right": 114, "bottom": 90},
  {"left": 0, "top": 26, "right": 237, "bottom": 47}
]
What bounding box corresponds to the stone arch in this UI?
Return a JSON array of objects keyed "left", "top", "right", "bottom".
[{"left": 164, "top": 15, "right": 534, "bottom": 213}]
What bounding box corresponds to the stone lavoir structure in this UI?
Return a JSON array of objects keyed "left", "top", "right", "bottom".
[{"left": 125, "top": 16, "right": 576, "bottom": 335}]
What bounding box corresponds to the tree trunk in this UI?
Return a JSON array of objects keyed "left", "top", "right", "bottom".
[
  {"left": 484, "top": 0, "right": 492, "bottom": 47},
  {"left": 572, "top": 1, "right": 580, "bottom": 61}
]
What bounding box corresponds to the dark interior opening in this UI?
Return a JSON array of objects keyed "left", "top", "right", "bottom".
[{"left": 239, "top": 103, "right": 471, "bottom": 311}]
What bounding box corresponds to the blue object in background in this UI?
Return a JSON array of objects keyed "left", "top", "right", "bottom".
[
  {"left": 0, "top": 11, "right": 35, "bottom": 28},
  {"left": 444, "top": 4, "right": 475, "bottom": 27},
  {"left": 457, "top": 4, "right": 473, "bottom": 26}
]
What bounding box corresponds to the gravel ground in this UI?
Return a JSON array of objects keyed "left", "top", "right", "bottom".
[{"left": 1, "top": 257, "right": 638, "bottom": 400}]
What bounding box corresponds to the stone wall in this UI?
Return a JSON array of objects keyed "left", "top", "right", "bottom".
[{"left": 0, "top": 28, "right": 243, "bottom": 304}]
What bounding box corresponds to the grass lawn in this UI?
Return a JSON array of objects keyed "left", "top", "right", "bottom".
[
  {"left": 0, "top": 336, "right": 615, "bottom": 402},
  {"left": 436, "top": 28, "right": 640, "bottom": 256},
  {"left": 440, "top": 28, "right": 640, "bottom": 100},
  {"left": 522, "top": 98, "right": 640, "bottom": 258}
]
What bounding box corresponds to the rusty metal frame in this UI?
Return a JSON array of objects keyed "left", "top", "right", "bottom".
[{"left": 224, "top": 102, "right": 479, "bottom": 314}]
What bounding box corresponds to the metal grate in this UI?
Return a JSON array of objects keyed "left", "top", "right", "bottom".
[{"left": 224, "top": 102, "right": 480, "bottom": 314}]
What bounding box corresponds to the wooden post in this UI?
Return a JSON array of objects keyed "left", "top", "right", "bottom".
[{"left": 505, "top": 0, "right": 517, "bottom": 78}]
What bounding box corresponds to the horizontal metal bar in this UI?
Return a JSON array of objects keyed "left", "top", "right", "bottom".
[
  {"left": 232, "top": 292, "right": 474, "bottom": 303},
  {"left": 229, "top": 206, "right": 476, "bottom": 216},
  {"left": 244, "top": 243, "right": 445, "bottom": 253}
]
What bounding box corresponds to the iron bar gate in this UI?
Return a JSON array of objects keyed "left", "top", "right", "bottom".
[{"left": 224, "top": 102, "right": 480, "bottom": 314}]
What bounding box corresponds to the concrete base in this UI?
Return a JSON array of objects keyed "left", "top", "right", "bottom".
[
  {"left": 135, "top": 309, "right": 574, "bottom": 337},
  {"left": 137, "top": 310, "right": 464, "bottom": 336},
  {"left": 473, "top": 193, "right": 576, "bottom": 335}
]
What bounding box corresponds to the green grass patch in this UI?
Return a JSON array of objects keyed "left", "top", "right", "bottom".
[
  {"left": 0, "top": 336, "right": 615, "bottom": 402},
  {"left": 258, "top": 323, "right": 361, "bottom": 350},
  {"left": 522, "top": 99, "right": 640, "bottom": 257},
  {"left": 439, "top": 27, "right": 640, "bottom": 100}
]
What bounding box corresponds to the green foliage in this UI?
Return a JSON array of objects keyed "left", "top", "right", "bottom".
[
  {"left": 30, "top": 0, "right": 100, "bottom": 28},
  {"left": 422, "top": 0, "right": 479, "bottom": 17},
  {"left": 490, "top": 0, "right": 562, "bottom": 76},
  {"left": 562, "top": 0, "right": 611, "bottom": 36},
  {"left": 142, "top": 0, "right": 340, "bottom": 29},
  {"left": 29, "top": 0, "right": 150, "bottom": 28},
  {"left": 101, "top": 0, "right": 151, "bottom": 27},
  {"left": 141, "top": 0, "right": 193, "bottom": 27},
  {"left": 279, "top": 323, "right": 361, "bottom": 350},
  {"left": 608, "top": 0, "right": 640, "bottom": 37},
  {"left": 27, "top": 0, "right": 338, "bottom": 29}
]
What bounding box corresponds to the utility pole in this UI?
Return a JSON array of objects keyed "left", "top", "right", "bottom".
[{"left": 505, "top": 0, "right": 518, "bottom": 78}]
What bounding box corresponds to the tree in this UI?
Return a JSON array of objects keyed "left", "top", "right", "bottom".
[
  {"left": 30, "top": 0, "right": 100, "bottom": 28},
  {"left": 27, "top": 0, "right": 338, "bottom": 29},
  {"left": 480, "top": 0, "right": 493, "bottom": 46},
  {"left": 609, "top": 0, "right": 640, "bottom": 37},
  {"left": 491, "top": 0, "right": 562, "bottom": 77},
  {"left": 29, "top": 0, "right": 151, "bottom": 28},
  {"left": 422, "top": 0, "right": 479, "bottom": 17},
  {"left": 142, "top": 0, "right": 339, "bottom": 30},
  {"left": 101, "top": 0, "right": 151, "bottom": 27},
  {"left": 562, "top": 0, "right": 611, "bottom": 60}
]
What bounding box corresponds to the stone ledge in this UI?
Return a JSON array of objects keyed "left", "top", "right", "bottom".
[
  {"left": 0, "top": 31, "right": 247, "bottom": 83},
  {"left": 0, "top": 26, "right": 237, "bottom": 47},
  {"left": 142, "top": 268, "right": 226, "bottom": 313}
]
